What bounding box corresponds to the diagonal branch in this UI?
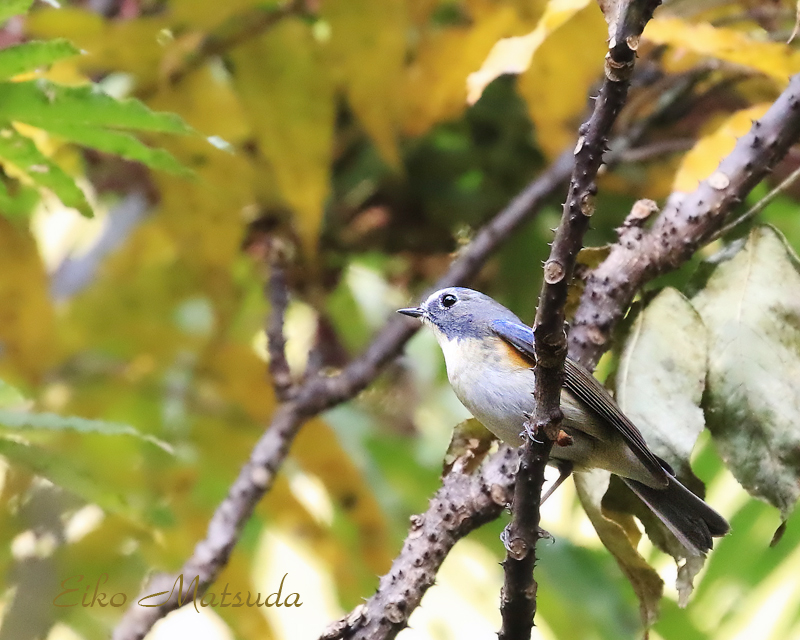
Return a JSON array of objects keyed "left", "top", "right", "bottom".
[
  {"left": 320, "top": 446, "right": 520, "bottom": 640},
  {"left": 500, "top": 3, "right": 662, "bottom": 637},
  {"left": 569, "top": 72, "right": 800, "bottom": 369},
  {"left": 166, "top": 0, "right": 309, "bottom": 85},
  {"left": 111, "top": 150, "right": 574, "bottom": 640}
]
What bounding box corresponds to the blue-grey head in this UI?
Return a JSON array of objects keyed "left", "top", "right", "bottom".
[{"left": 397, "top": 287, "right": 523, "bottom": 342}]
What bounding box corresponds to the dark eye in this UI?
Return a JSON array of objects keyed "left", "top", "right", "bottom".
[{"left": 441, "top": 293, "right": 457, "bottom": 308}]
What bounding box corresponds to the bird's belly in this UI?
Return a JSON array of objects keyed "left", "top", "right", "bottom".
[
  {"left": 451, "top": 365, "right": 533, "bottom": 444},
  {"left": 446, "top": 350, "right": 654, "bottom": 484},
  {"left": 452, "top": 367, "right": 597, "bottom": 461}
]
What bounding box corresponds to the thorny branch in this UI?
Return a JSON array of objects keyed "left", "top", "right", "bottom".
[
  {"left": 499, "top": 3, "right": 662, "bottom": 638},
  {"left": 569, "top": 71, "right": 800, "bottom": 369},
  {"left": 111, "top": 151, "right": 575, "bottom": 640},
  {"left": 320, "top": 446, "right": 520, "bottom": 640}
]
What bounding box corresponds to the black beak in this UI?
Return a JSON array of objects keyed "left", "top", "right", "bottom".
[{"left": 397, "top": 307, "right": 424, "bottom": 318}]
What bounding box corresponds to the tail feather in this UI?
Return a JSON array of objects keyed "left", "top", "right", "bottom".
[{"left": 622, "top": 475, "right": 729, "bottom": 555}]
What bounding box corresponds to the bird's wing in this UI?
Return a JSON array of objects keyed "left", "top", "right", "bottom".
[{"left": 490, "top": 319, "right": 668, "bottom": 485}]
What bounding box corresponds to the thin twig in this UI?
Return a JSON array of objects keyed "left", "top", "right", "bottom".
[
  {"left": 167, "top": 0, "right": 307, "bottom": 85},
  {"left": 265, "top": 249, "right": 294, "bottom": 401},
  {"left": 617, "top": 138, "right": 695, "bottom": 164},
  {"left": 499, "top": 3, "right": 662, "bottom": 638},
  {"left": 111, "top": 149, "right": 574, "bottom": 640},
  {"left": 707, "top": 163, "right": 800, "bottom": 244}
]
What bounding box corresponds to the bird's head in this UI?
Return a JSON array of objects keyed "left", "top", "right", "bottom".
[{"left": 397, "top": 287, "right": 521, "bottom": 342}]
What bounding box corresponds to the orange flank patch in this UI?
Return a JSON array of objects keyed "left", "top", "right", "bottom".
[{"left": 498, "top": 338, "right": 536, "bottom": 369}]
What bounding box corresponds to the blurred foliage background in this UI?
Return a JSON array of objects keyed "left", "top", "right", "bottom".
[{"left": 2, "top": 0, "right": 800, "bottom": 639}]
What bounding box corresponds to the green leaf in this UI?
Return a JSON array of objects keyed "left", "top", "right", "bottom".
[
  {"left": 0, "top": 177, "right": 39, "bottom": 219},
  {"left": 0, "top": 409, "right": 172, "bottom": 452},
  {"left": 0, "top": 80, "right": 194, "bottom": 134},
  {"left": 0, "top": 437, "right": 131, "bottom": 514},
  {"left": 0, "top": 0, "right": 34, "bottom": 24},
  {"left": 44, "top": 123, "right": 189, "bottom": 174},
  {"left": 0, "top": 379, "right": 25, "bottom": 409},
  {"left": 692, "top": 225, "right": 800, "bottom": 521},
  {"left": 0, "top": 126, "right": 91, "bottom": 215},
  {"left": 0, "top": 179, "right": 12, "bottom": 212},
  {"left": 614, "top": 288, "right": 710, "bottom": 601},
  {"left": 575, "top": 469, "right": 664, "bottom": 628},
  {"left": 616, "top": 287, "right": 708, "bottom": 480},
  {"left": 0, "top": 39, "right": 81, "bottom": 80}
]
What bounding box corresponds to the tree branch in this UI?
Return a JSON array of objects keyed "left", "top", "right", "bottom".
[
  {"left": 166, "top": 0, "right": 308, "bottom": 86},
  {"left": 111, "top": 150, "right": 574, "bottom": 640},
  {"left": 569, "top": 72, "right": 800, "bottom": 370},
  {"left": 265, "top": 247, "right": 294, "bottom": 401},
  {"left": 320, "top": 446, "right": 520, "bottom": 640},
  {"left": 500, "top": 3, "right": 661, "bottom": 637}
]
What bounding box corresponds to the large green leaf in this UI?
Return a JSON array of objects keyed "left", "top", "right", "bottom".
[
  {"left": 0, "top": 80, "right": 194, "bottom": 134},
  {"left": 574, "top": 469, "right": 664, "bottom": 628},
  {"left": 0, "top": 175, "right": 39, "bottom": 218},
  {"left": 0, "top": 126, "right": 91, "bottom": 215},
  {"left": 0, "top": 39, "right": 80, "bottom": 80},
  {"left": 43, "top": 123, "right": 188, "bottom": 174},
  {"left": 0, "top": 409, "right": 171, "bottom": 452},
  {"left": 0, "top": 0, "right": 34, "bottom": 24},
  {"left": 692, "top": 225, "right": 800, "bottom": 521},
  {"left": 616, "top": 287, "right": 708, "bottom": 481},
  {"left": 0, "top": 437, "right": 131, "bottom": 515},
  {"left": 614, "top": 287, "right": 709, "bottom": 601}
]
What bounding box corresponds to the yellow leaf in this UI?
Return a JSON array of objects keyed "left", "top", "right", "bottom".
[
  {"left": 214, "top": 553, "right": 275, "bottom": 638},
  {"left": 467, "top": 0, "right": 592, "bottom": 105},
  {"left": 575, "top": 470, "right": 664, "bottom": 628},
  {"left": 203, "top": 343, "right": 275, "bottom": 423},
  {"left": 292, "top": 419, "right": 393, "bottom": 578},
  {"left": 231, "top": 19, "right": 335, "bottom": 260},
  {"left": 0, "top": 218, "right": 58, "bottom": 381},
  {"left": 26, "top": 8, "right": 168, "bottom": 88},
  {"left": 148, "top": 67, "right": 258, "bottom": 271},
  {"left": 168, "top": 0, "right": 264, "bottom": 30},
  {"left": 150, "top": 62, "right": 252, "bottom": 142},
  {"left": 406, "top": 0, "right": 441, "bottom": 26},
  {"left": 59, "top": 222, "right": 191, "bottom": 363},
  {"left": 672, "top": 104, "right": 770, "bottom": 193},
  {"left": 517, "top": 2, "right": 607, "bottom": 159},
  {"left": 402, "top": 5, "right": 525, "bottom": 136},
  {"left": 323, "top": 0, "right": 408, "bottom": 166},
  {"left": 644, "top": 18, "right": 800, "bottom": 86}
]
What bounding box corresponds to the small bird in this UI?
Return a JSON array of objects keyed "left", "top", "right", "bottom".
[{"left": 398, "top": 286, "right": 729, "bottom": 554}]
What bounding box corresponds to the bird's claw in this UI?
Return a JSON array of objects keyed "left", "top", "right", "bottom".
[{"left": 521, "top": 423, "right": 542, "bottom": 443}]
